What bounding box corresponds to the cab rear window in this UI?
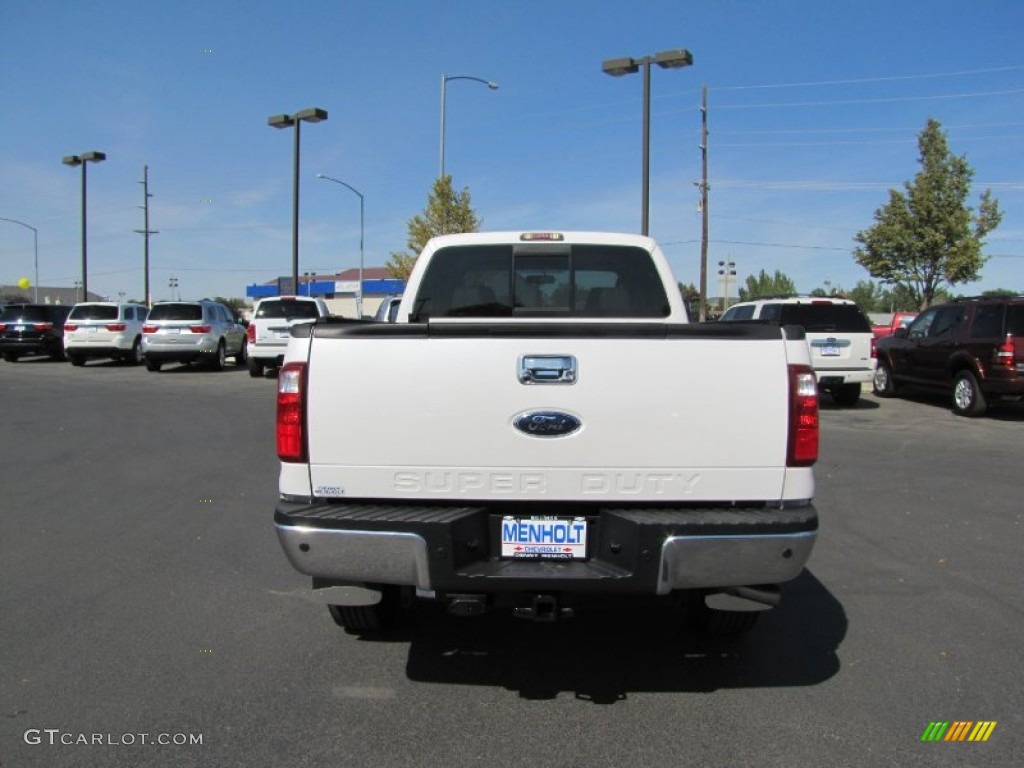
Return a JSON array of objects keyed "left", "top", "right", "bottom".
[{"left": 412, "top": 244, "right": 670, "bottom": 319}]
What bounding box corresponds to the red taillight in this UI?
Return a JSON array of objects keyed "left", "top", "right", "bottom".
[
  {"left": 106, "top": 323, "right": 126, "bottom": 332},
  {"left": 995, "top": 335, "right": 1016, "bottom": 368},
  {"left": 142, "top": 325, "right": 158, "bottom": 334},
  {"left": 246, "top": 323, "right": 256, "bottom": 343},
  {"left": 277, "top": 362, "right": 307, "bottom": 462},
  {"left": 788, "top": 364, "right": 819, "bottom": 466},
  {"left": 33, "top": 322, "right": 54, "bottom": 331},
  {"left": 870, "top": 336, "right": 877, "bottom": 359},
  {"left": 0, "top": 323, "right": 6, "bottom": 331},
  {"left": 64, "top": 323, "right": 79, "bottom": 332},
  {"left": 189, "top": 325, "right": 212, "bottom": 334}
]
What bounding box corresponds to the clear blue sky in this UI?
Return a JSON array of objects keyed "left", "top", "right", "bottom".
[{"left": 2, "top": 0, "right": 1022, "bottom": 303}]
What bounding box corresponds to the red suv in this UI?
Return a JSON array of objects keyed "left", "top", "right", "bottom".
[{"left": 873, "top": 296, "right": 1024, "bottom": 416}]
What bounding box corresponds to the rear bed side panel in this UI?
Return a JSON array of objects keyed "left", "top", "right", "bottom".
[{"left": 304, "top": 331, "right": 793, "bottom": 503}]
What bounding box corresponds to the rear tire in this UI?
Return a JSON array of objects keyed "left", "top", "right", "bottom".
[
  {"left": 831, "top": 382, "right": 862, "bottom": 406},
  {"left": 327, "top": 586, "right": 402, "bottom": 634},
  {"left": 145, "top": 359, "right": 162, "bottom": 372},
  {"left": 686, "top": 594, "right": 761, "bottom": 637},
  {"left": 209, "top": 340, "right": 226, "bottom": 371},
  {"left": 873, "top": 360, "right": 897, "bottom": 397},
  {"left": 125, "top": 337, "right": 143, "bottom": 365},
  {"left": 235, "top": 342, "right": 247, "bottom": 366},
  {"left": 3, "top": 352, "right": 19, "bottom": 362},
  {"left": 952, "top": 370, "right": 987, "bottom": 417},
  {"left": 69, "top": 354, "right": 86, "bottom": 367},
  {"left": 248, "top": 357, "right": 264, "bottom": 378}
]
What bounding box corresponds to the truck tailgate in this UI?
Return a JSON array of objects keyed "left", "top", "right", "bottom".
[{"left": 304, "top": 323, "right": 795, "bottom": 503}]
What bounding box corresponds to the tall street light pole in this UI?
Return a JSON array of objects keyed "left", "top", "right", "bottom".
[
  {"left": 439, "top": 74, "right": 498, "bottom": 179},
  {"left": 602, "top": 49, "right": 693, "bottom": 236},
  {"left": 0, "top": 217, "right": 38, "bottom": 302},
  {"left": 268, "top": 108, "right": 328, "bottom": 295},
  {"left": 62, "top": 151, "right": 106, "bottom": 299},
  {"left": 317, "top": 174, "right": 365, "bottom": 318}
]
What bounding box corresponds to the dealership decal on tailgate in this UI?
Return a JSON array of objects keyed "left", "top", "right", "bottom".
[{"left": 501, "top": 516, "right": 587, "bottom": 559}]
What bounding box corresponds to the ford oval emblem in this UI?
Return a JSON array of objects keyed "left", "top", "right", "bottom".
[{"left": 513, "top": 410, "right": 582, "bottom": 438}]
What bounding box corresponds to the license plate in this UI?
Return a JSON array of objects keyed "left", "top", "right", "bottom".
[
  {"left": 501, "top": 516, "right": 587, "bottom": 560},
  {"left": 820, "top": 344, "right": 840, "bottom": 356},
  {"left": 87, "top": 326, "right": 98, "bottom": 334},
  {"left": 164, "top": 327, "right": 180, "bottom": 334},
  {"left": 275, "top": 331, "right": 290, "bottom": 339}
]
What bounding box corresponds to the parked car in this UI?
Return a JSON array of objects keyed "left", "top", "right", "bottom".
[
  {"left": 64, "top": 301, "right": 150, "bottom": 366},
  {"left": 373, "top": 295, "right": 403, "bottom": 323},
  {"left": 874, "top": 295, "right": 1024, "bottom": 416},
  {"left": 0, "top": 303, "right": 72, "bottom": 362},
  {"left": 871, "top": 311, "right": 918, "bottom": 340},
  {"left": 719, "top": 296, "right": 875, "bottom": 405},
  {"left": 246, "top": 295, "right": 329, "bottom": 377},
  {"left": 142, "top": 299, "right": 247, "bottom": 372}
]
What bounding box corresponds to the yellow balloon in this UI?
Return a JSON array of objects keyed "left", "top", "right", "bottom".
[{"left": 17, "top": 277, "right": 31, "bottom": 290}]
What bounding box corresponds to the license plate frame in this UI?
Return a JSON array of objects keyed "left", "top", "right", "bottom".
[{"left": 500, "top": 516, "right": 587, "bottom": 560}]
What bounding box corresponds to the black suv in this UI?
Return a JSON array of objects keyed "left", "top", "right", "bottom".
[
  {"left": 0, "top": 304, "right": 72, "bottom": 362},
  {"left": 874, "top": 296, "right": 1024, "bottom": 416}
]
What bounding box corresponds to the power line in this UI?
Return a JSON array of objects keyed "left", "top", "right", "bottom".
[{"left": 710, "top": 64, "right": 1024, "bottom": 92}]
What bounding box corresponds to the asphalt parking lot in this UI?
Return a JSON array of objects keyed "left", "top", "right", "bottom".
[{"left": 1, "top": 359, "right": 1021, "bottom": 767}]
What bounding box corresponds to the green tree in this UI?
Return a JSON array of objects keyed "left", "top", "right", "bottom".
[
  {"left": 738, "top": 269, "right": 797, "bottom": 301},
  {"left": 386, "top": 175, "right": 481, "bottom": 281},
  {"left": 845, "top": 280, "right": 885, "bottom": 313},
  {"left": 854, "top": 118, "right": 1002, "bottom": 310},
  {"left": 678, "top": 282, "right": 699, "bottom": 318},
  {"left": 213, "top": 296, "right": 250, "bottom": 317}
]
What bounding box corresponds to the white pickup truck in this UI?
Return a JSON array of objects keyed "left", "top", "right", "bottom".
[{"left": 274, "top": 231, "right": 820, "bottom": 635}]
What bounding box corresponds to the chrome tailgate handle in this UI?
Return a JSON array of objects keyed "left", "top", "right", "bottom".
[{"left": 518, "top": 355, "right": 577, "bottom": 385}]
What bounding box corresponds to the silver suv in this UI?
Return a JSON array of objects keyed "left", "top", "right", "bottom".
[
  {"left": 720, "top": 296, "right": 875, "bottom": 405},
  {"left": 142, "top": 300, "right": 247, "bottom": 372},
  {"left": 64, "top": 302, "right": 150, "bottom": 366}
]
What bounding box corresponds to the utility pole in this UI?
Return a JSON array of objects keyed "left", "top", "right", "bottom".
[
  {"left": 697, "top": 84, "right": 710, "bottom": 322},
  {"left": 134, "top": 165, "right": 158, "bottom": 306}
]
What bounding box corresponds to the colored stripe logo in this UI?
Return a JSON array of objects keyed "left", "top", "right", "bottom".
[{"left": 921, "top": 721, "right": 997, "bottom": 742}]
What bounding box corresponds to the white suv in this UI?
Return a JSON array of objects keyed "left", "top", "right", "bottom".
[
  {"left": 720, "top": 296, "right": 876, "bottom": 405},
  {"left": 246, "top": 296, "right": 329, "bottom": 377},
  {"left": 64, "top": 302, "right": 150, "bottom": 366}
]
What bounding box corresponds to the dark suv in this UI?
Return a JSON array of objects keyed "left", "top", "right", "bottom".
[
  {"left": 0, "top": 304, "right": 72, "bottom": 362},
  {"left": 874, "top": 296, "right": 1024, "bottom": 416}
]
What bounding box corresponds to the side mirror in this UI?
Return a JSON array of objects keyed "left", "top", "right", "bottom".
[{"left": 893, "top": 326, "right": 908, "bottom": 339}]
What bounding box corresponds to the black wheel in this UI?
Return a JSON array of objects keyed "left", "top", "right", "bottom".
[
  {"left": 235, "top": 341, "right": 248, "bottom": 366},
  {"left": 831, "top": 382, "right": 862, "bottom": 406},
  {"left": 952, "top": 370, "right": 987, "bottom": 417},
  {"left": 145, "top": 359, "right": 162, "bottom": 372},
  {"left": 327, "top": 586, "right": 402, "bottom": 634},
  {"left": 124, "top": 337, "right": 143, "bottom": 365},
  {"left": 873, "top": 360, "right": 898, "bottom": 397},
  {"left": 49, "top": 346, "right": 66, "bottom": 362},
  {"left": 686, "top": 593, "right": 760, "bottom": 637},
  {"left": 3, "top": 352, "right": 19, "bottom": 362},
  {"left": 209, "top": 340, "right": 226, "bottom": 371},
  {"left": 69, "top": 354, "right": 86, "bottom": 367},
  {"left": 248, "top": 357, "right": 264, "bottom": 378}
]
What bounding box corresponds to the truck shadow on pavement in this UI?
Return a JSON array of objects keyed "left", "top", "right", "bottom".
[{"left": 402, "top": 569, "right": 845, "bottom": 702}]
